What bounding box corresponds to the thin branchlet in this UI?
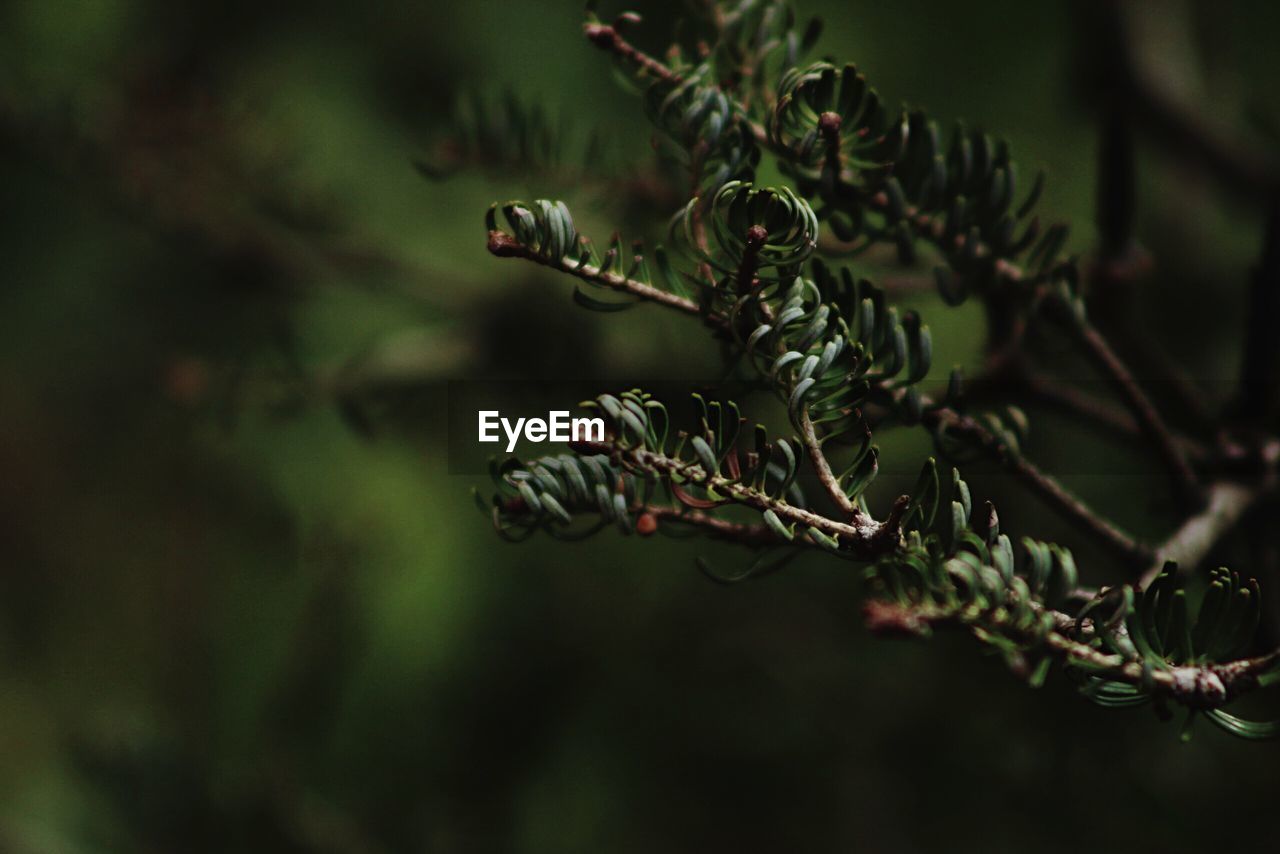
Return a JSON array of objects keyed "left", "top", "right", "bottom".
[{"left": 486, "top": 230, "right": 719, "bottom": 324}]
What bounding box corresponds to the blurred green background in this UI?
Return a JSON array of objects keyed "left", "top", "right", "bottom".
[{"left": 2, "top": 1, "right": 1280, "bottom": 851}]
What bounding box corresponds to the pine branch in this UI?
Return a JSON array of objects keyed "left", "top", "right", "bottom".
[
  {"left": 486, "top": 191, "right": 1151, "bottom": 570},
  {"left": 474, "top": 2, "right": 1280, "bottom": 740},
  {"left": 580, "top": 19, "right": 1046, "bottom": 287},
  {"left": 861, "top": 472, "right": 1280, "bottom": 723},
  {"left": 582, "top": 15, "right": 1073, "bottom": 343}
]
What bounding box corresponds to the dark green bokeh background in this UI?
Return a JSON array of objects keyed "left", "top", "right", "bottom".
[{"left": 2, "top": 1, "right": 1279, "bottom": 851}]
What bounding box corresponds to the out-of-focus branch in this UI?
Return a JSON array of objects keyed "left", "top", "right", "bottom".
[
  {"left": 1234, "top": 193, "right": 1280, "bottom": 422},
  {"left": 0, "top": 81, "right": 448, "bottom": 309},
  {"left": 1143, "top": 482, "right": 1257, "bottom": 588},
  {"left": 1085, "top": 63, "right": 1220, "bottom": 439},
  {"left": 923, "top": 404, "right": 1154, "bottom": 569},
  {"left": 1083, "top": 0, "right": 1280, "bottom": 204},
  {"left": 965, "top": 360, "right": 1210, "bottom": 464},
  {"left": 1141, "top": 440, "right": 1280, "bottom": 588},
  {"left": 644, "top": 505, "right": 778, "bottom": 545},
  {"left": 1142, "top": 440, "right": 1280, "bottom": 587},
  {"left": 1125, "top": 71, "right": 1280, "bottom": 203},
  {"left": 1046, "top": 294, "right": 1204, "bottom": 511}
]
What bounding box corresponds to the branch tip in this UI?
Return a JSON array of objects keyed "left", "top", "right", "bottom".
[{"left": 487, "top": 230, "right": 523, "bottom": 257}]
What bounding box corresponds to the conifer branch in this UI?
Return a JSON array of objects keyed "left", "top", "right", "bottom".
[{"left": 470, "top": 1, "right": 1280, "bottom": 740}]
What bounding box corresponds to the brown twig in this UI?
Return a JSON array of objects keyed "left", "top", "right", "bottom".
[
  {"left": 1140, "top": 441, "right": 1280, "bottom": 588},
  {"left": 583, "top": 21, "right": 683, "bottom": 85},
  {"left": 643, "top": 505, "right": 778, "bottom": 546},
  {"left": 575, "top": 439, "right": 902, "bottom": 558},
  {"left": 798, "top": 408, "right": 857, "bottom": 517},
  {"left": 966, "top": 362, "right": 1209, "bottom": 463},
  {"left": 487, "top": 231, "right": 721, "bottom": 325},
  {"left": 1046, "top": 295, "right": 1203, "bottom": 511},
  {"left": 1011, "top": 371, "right": 1141, "bottom": 439},
  {"left": 924, "top": 405, "right": 1154, "bottom": 569}
]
